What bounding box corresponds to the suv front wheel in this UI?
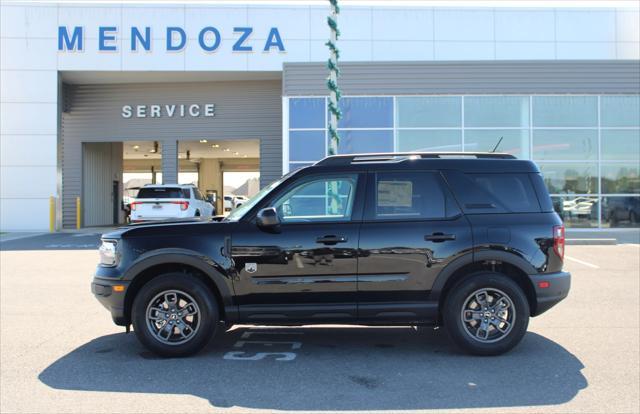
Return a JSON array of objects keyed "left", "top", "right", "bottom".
[
  {"left": 443, "top": 272, "right": 529, "bottom": 356},
  {"left": 132, "top": 273, "right": 218, "bottom": 357}
]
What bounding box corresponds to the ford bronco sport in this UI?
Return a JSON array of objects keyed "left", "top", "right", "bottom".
[{"left": 92, "top": 152, "right": 571, "bottom": 357}]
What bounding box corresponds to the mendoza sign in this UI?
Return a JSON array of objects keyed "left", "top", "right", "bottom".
[{"left": 58, "top": 26, "right": 285, "bottom": 52}]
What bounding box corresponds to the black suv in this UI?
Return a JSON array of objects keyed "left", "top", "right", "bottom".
[{"left": 93, "top": 153, "right": 570, "bottom": 357}]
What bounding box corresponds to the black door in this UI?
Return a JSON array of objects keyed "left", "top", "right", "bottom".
[
  {"left": 231, "top": 172, "right": 365, "bottom": 323},
  {"left": 357, "top": 170, "right": 472, "bottom": 323},
  {"left": 112, "top": 180, "right": 120, "bottom": 225}
]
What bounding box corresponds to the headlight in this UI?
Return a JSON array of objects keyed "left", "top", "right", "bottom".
[{"left": 99, "top": 240, "right": 118, "bottom": 267}]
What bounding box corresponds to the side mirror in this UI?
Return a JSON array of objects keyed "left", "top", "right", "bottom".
[{"left": 256, "top": 207, "right": 281, "bottom": 230}]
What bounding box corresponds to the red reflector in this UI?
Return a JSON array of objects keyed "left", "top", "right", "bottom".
[{"left": 538, "top": 281, "right": 550, "bottom": 289}]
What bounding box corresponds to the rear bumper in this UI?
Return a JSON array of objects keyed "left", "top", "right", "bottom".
[
  {"left": 529, "top": 271, "right": 571, "bottom": 316},
  {"left": 91, "top": 278, "right": 130, "bottom": 326}
]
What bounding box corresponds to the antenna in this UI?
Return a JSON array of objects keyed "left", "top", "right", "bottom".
[{"left": 491, "top": 136, "right": 504, "bottom": 153}]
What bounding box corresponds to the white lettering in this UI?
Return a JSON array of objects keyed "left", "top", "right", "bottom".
[
  {"left": 204, "top": 103, "right": 215, "bottom": 117},
  {"left": 136, "top": 105, "right": 146, "bottom": 118},
  {"left": 165, "top": 104, "right": 175, "bottom": 117},
  {"left": 122, "top": 105, "right": 132, "bottom": 118},
  {"left": 180, "top": 104, "right": 185, "bottom": 117},
  {"left": 189, "top": 104, "right": 200, "bottom": 117},
  {"left": 150, "top": 105, "right": 161, "bottom": 117}
]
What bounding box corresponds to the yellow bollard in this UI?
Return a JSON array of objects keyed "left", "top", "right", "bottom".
[
  {"left": 76, "top": 197, "right": 81, "bottom": 229},
  {"left": 49, "top": 196, "right": 56, "bottom": 232}
]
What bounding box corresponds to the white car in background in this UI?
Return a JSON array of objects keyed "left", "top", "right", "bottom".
[
  {"left": 233, "top": 195, "right": 248, "bottom": 208},
  {"left": 130, "top": 184, "right": 215, "bottom": 222},
  {"left": 223, "top": 195, "right": 234, "bottom": 212}
]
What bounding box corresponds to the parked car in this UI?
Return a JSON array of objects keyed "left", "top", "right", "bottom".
[
  {"left": 563, "top": 196, "right": 598, "bottom": 218},
  {"left": 129, "top": 184, "right": 215, "bottom": 222},
  {"left": 605, "top": 196, "right": 640, "bottom": 226},
  {"left": 233, "top": 195, "right": 248, "bottom": 208},
  {"left": 223, "top": 195, "right": 234, "bottom": 212},
  {"left": 93, "top": 152, "right": 570, "bottom": 357}
]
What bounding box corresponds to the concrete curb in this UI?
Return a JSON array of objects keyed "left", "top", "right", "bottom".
[{"left": 0, "top": 233, "right": 46, "bottom": 243}]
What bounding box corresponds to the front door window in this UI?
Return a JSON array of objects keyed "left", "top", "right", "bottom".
[{"left": 272, "top": 175, "right": 358, "bottom": 223}]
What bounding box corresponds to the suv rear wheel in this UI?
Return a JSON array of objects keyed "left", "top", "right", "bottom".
[
  {"left": 132, "top": 273, "right": 218, "bottom": 357},
  {"left": 443, "top": 272, "right": 529, "bottom": 356}
]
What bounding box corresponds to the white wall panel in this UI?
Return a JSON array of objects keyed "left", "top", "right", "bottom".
[
  {"left": 123, "top": 48, "right": 184, "bottom": 71},
  {"left": 58, "top": 5, "right": 122, "bottom": 34},
  {"left": 373, "top": 41, "right": 433, "bottom": 61},
  {"left": 496, "top": 42, "right": 555, "bottom": 60},
  {"left": 556, "top": 10, "right": 616, "bottom": 42},
  {"left": 556, "top": 42, "right": 617, "bottom": 59},
  {"left": 337, "top": 8, "right": 372, "bottom": 41},
  {"left": 309, "top": 7, "right": 331, "bottom": 40},
  {"left": 435, "top": 41, "right": 494, "bottom": 60},
  {"left": 0, "top": 135, "right": 56, "bottom": 166},
  {"left": 372, "top": 8, "right": 433, "bottom": 41},
  {"left": 248, "top": 40, "right": 308, "bottom": 70},
  {"left": 186, "top": 6, "right": 247, "bottom": 39},
  {"left": 434, "top": 9, "right": 494, "bottom": 41},
  {"left": 248, "top": 7, "right": 310, "bottom": 40},
  {"left": 122, "top": 6, "right": 184, "bottom": 33},
  {"left": 57, "top": 37, "right": 122, "bottom": 70},
  {"left": 185, "top": 45, "right": 244, "bottom": 71},
  {"left": 0, "top": 166, "right": 56, "bottom": 198},
  {"left": 495, "top": 10, "right": 555, "bottom": 42},
  {"left": 617, "top": 10, "right": 640, "bottom": 43},
  {"left": 0, "top": 4, "right": 57, "bottom": 39},
  {"left": 0, "top": 198, "right": 50, "bottom": 231},
  {"left": 0, "top": 38, "right": 56, "bottom": 70},
  {"left": 0, "top": 70, "right": 57, "bottom": 103},
  {"left": 617, "top": 42, "right": 640, "bottom": 59},
  {"left": 0, "top": 103, "right": 57, "bottom": 135}
]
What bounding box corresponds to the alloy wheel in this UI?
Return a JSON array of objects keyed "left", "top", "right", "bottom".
[
  {"left": 145, "top": 290, "right": 201, "bottom": 345},
  {"left": 460, "top": 288, "right": 516, "bottom": 343}
]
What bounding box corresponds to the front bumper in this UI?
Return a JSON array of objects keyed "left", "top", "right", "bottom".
[
  {"left": 529, "top": 271, "right": 571, "bottom": 316},
  {"left": 92, "top": 278, "right": 130, "bottom": 326}
]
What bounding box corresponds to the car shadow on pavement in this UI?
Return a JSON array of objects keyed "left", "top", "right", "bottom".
[{"left": 39, "top": 326, "right": 587, "bottom": 411}]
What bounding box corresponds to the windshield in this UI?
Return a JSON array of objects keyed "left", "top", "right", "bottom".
[{"left": 224, "top": 171, "right": 297, "bottom": 222}]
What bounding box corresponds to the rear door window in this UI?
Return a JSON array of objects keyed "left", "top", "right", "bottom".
[
  {"left": 366, "top": 171, "right": 461, "bottom": 220},
  {"left": 446, "top": 172, "right": 541, "bottom": 213},
  {"left": 136, "top": 187, "right": 185, "bottom": 199}
]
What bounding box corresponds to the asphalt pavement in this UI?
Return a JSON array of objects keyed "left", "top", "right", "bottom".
[{"left": 0, "top": 234, "right": 638, "bottom": 413}]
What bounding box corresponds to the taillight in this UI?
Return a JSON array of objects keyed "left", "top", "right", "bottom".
[
  {"left": 553, "top": 225, "right": 565, "bottom": 260},
  {"left": 172, "top": 201, "right": 189, "bottom": 211},
  {"left": 130, "top": 201, "right": 140, "bottom": 211}
]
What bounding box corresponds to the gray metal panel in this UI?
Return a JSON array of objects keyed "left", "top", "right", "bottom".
[
  {"left": 161, "top": 140, "right": 178, "bottom": 184},
  {"left": 82, "top": 142, "right": 122, "bottom": 227},
  {"left": 61, "top": 80, "right": 282, "bottom": 228},
  {"left": 283, "top": 60, "right": 640, "bottom": 96}
]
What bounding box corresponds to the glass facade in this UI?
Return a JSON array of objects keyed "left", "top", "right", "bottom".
[{"left": 287, "top": 95, "right": 640, "bottom": 228}]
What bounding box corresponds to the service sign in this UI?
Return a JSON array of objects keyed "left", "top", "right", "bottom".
[{"left": 121, "top": 104, "right": 215, "bottom": 119}]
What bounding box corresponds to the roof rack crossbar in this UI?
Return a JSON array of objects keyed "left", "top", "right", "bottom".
[{"left": 314, "top": 152, "right": 516, "bottom": 166}]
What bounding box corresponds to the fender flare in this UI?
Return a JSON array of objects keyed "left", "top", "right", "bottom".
[
  {"left": 123, "top": 248, "right": 235, "bottom": 308},
  {"left": 429, "top": 249, "right": 537, "bottom": 301}
]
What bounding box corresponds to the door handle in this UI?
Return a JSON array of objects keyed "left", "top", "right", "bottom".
[
  {"left": 424, "top": 233, "right": 456, "bottom": 242},
  {"left": 316, "top": 235, "right": 348, "bottom": 245}
]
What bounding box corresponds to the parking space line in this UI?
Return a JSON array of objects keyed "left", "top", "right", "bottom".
[{"left": 565, "top": 255, "right": 600, "bottom": 269}]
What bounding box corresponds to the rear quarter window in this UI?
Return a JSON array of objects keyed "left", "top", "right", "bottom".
[{"left": 445, "top": 172, "right": 541, "bottom": 213}]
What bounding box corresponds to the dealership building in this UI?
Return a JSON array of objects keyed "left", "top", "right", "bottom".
[{"left": 1, "top": 1, "right": 639, "bottom": 231}]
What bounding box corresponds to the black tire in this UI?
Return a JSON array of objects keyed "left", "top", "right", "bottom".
[
  {"left": 132, "top": 273, "right": 218, "bottom": 357},
  {"left": 442, "top": 272, "right": 529, "bottom": 356}
]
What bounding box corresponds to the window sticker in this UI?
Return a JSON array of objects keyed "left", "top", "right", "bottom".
[{"left": 378, "top": 181, "right": 413, "bottom": 208}]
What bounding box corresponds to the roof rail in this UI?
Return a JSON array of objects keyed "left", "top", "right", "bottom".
[{"left": 314, "top": 152, "right": 517, "bottom": 166}]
